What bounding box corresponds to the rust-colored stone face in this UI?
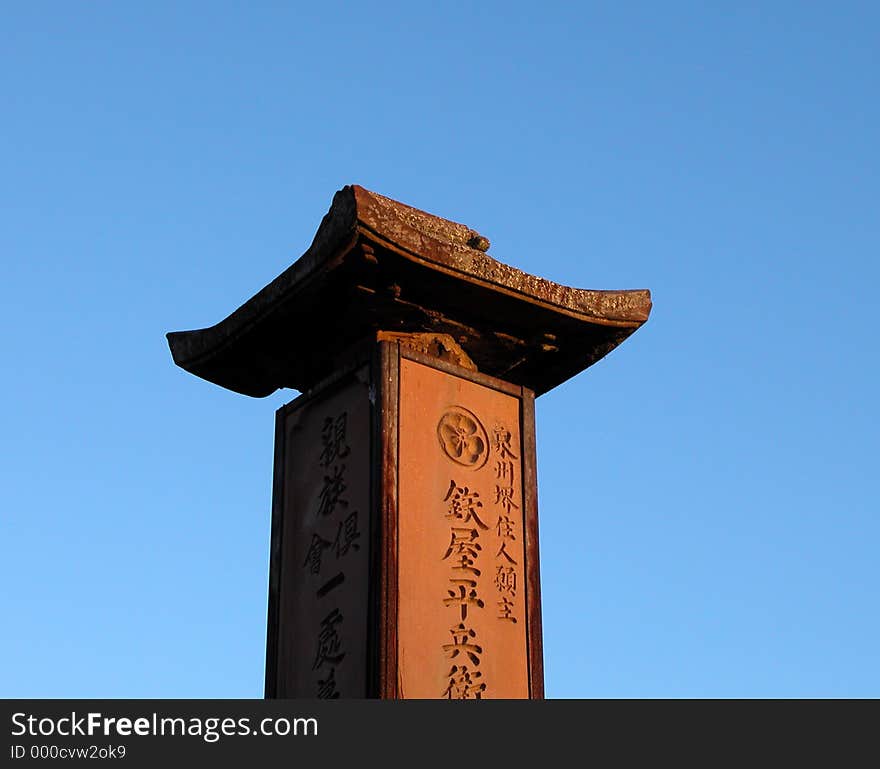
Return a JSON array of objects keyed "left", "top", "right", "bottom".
[
  {"left": 398, "top": 359, "right": 529, "bottom": 699},
  {"left": 272, "top": 368, "right": 371, "bottom": 698},
  {"left": 266, "top": 346, "right": 542, "bottom": 699}
]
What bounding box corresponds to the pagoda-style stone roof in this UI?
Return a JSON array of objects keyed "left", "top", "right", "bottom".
[{"left": 166, "top": 185, "right": 651, "bottom": 396}]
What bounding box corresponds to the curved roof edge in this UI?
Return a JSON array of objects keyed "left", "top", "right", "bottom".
[{"left": 167, "top": 185, "right": 652, "bottom": 397}]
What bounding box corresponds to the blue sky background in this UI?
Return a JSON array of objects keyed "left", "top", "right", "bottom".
[{"left": 2, "top": 3, "right": 878, "bottom": 698}]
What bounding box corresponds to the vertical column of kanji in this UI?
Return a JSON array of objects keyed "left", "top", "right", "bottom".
[
  {"left": 490, "top": 425, "right": 522, "bottom": 627},
  {"left": 306, "top": 411, "right": 357, "bottom": 698},
  {"left": 440, "top": 472, "right": 489, "bottom": 699},
  {"left": 272, "top": 369, "right": 371, "bottom": 698}
]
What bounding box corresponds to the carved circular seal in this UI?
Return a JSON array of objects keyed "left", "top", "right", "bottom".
[{"left": 437, "top": 406, "right": 489, "bottom": 469}]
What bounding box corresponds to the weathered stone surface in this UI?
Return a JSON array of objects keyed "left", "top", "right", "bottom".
[
  {"left": 376, "top": 331, "right": 477, "bottom": 371},
  {"left": 166, "top": 185, "right": 651, "bottom": 396}
]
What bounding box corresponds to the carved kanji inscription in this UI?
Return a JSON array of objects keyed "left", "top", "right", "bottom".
[
  {"left": 273, "top": 369, "right": 370, "bottom": 698},
  {"left": 398, "top": 359, "right": 528, "bottom": 698}
]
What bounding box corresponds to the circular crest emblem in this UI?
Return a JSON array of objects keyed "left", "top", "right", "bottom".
[{"left": 437, "top": 406, "right": 489, "bottom": 469}]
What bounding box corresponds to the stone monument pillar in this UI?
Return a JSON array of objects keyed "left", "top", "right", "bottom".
[{"left": 167, "top": 185, "right": 651, "bottom": 699}]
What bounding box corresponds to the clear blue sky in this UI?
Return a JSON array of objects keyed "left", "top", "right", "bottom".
[{"left": 2, "top": 3, "right": 878, "bottom": 698}]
